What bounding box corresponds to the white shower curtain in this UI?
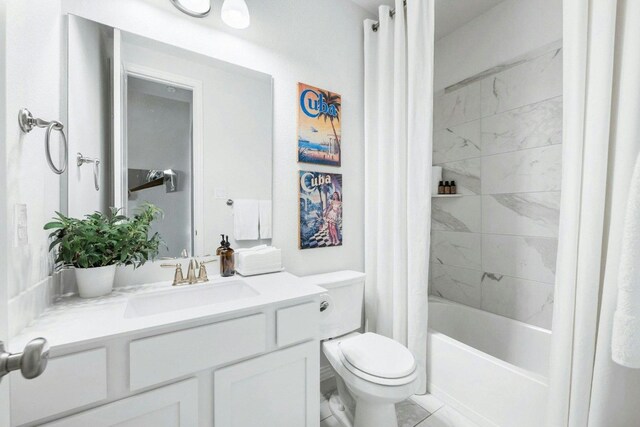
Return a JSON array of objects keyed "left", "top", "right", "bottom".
[
  {"left": 547, "top": 0, "right": 640, "bottom": 425},
  {"left": 363, "top": 0, "right": 433, "bottom": 394}
]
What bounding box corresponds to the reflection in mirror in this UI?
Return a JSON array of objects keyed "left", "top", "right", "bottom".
[
  {"left": 126, "top": 77, "right": 194, "bottom": 257},
  {"left": 67, "top": 16, "right": 274, "bottom": 258}
]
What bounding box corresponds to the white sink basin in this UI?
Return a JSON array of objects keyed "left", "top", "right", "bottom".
[{"left": 124, "top": 280, "right": 259, "bottom": 318}]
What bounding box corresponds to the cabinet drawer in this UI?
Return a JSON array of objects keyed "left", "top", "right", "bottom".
[
  {"left": 276, "top": 302, "right": 318, "bottom": 347},
  {"left": 41, "top": 378, "right": 198, "bottom": 427},
  {"left": 11, "top": 348, "right": 108, "bottom": 426},
  {"left": 130, "top": 313, "right": 266, "bottom": 390}
]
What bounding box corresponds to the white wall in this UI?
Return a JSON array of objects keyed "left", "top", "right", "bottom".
[
  {"left": 67, "top": 16, "right": 111, "bottom": 217},
  {"left": 0, "top": 0, "right": 10, "bottom": 423},
  {"left": 434, "top": 0, "right": 562, "bottom": 91},
  {"left": 4, "top": 1, "right": 66, "bottom": 336},
  {"left": 61, "top": 0, "right": 372, "bottom": 277}
]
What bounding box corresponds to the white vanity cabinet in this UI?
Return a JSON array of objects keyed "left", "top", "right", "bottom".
[
  {"left": 214, "top": 341, "right": 319, "bottom": 427},
  {"left": 11, "top": 298, "right": 321, "bottom": 427}
]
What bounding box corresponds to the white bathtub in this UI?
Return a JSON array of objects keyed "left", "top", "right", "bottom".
[{"left": 427, "top": 298, "right": 551, "bottom": 427}]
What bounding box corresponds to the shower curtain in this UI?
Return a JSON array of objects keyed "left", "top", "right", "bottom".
[
  {"left": 363, "top": 0, "right": 434, "bottom": 394},
  {"left": 547, "top": 0, "right": 640, "bottom": 425}
]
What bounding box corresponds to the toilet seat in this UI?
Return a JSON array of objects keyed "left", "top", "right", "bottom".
[
  {"left": 339, "top": 333, "right": 416, "bottom": 378},
  {"left": 331, "top": 333, "right": 418, "bottom": 387},
  {"left": 338, "top": 352, "right": 418, "bottom": 386}
]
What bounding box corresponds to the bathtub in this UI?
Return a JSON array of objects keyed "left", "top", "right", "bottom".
[{"left": 427, "top": 298, "right": 551, "bottom": 427}]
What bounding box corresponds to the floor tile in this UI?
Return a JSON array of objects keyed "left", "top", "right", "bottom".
[
  {"left": 320, "top": 415, "right": 342, "bottom": 427},
  {"left": 396, "top": 399, "right": 430, "bottom": 427},
  {"left": 410, "top": 394, "right": 445, "bottom": 414},
  {"left": 320, "top": 393, "right": 332, "bottom": 421},
  {"left": 416, "top": 406, "right": 480, "bottom": 427}
]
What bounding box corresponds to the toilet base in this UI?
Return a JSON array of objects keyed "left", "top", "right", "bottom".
[
  {"left": 328, "top": 391, "right": 399, "bottom": 427},
  {"left": 354, "top": 400, "right": 398, "bottom": 427},
  {"left": 328, "top": 392, "right": 353, "bottom": 427}
]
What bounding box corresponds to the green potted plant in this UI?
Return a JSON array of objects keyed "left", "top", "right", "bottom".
[{"left": 45, "top": 204, "right": 163, "bottom": 298}]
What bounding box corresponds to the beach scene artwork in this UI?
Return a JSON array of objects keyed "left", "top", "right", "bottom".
[
  {"left": 297, "top": 83, "right": 341, "bottom": 166},
  {"left": 299, "top": 171, "right": 343, "bottom": 249}
]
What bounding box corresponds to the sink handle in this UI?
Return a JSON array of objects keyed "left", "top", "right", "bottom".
[{"left": 161, "top": 263, "right": 185, "bottom": 286}]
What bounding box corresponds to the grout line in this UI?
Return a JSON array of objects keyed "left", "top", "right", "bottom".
[
  {"left": 429, "top": 261, "right": 556, "bottom": 286},
  {"left": 430, "top": 189, "right": 561, "bottom": 197},
  {"left": 443, "top": 41, "right": 563, "bottom": 93},
  {"left": 432, "top": 229, "right": 558, "bottom": 240},
  {"left": 434, "top": 141, "right": 562, "bottom": 166},
  {"left": 479, "top": 93, "right": 563, "bottom": 121},
  {"left": 433, "top": 93, "right": 563, "bottom": 132}
]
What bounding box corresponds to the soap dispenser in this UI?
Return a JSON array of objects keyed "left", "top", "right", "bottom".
[
  {"left": 216, "top": 234, "right": 226, "bottom": 256},
  {"left": 220, "top": 235, "right": 235, "bottom": 277}
]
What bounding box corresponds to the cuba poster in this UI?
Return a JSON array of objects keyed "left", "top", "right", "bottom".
[
  {"left": 299, "top": 171, "right": 343, "bottom": 249},
  {"left": 297, "top": 83, "right": 341, "bottom": 167}
]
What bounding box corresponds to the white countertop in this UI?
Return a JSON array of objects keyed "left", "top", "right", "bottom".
[{"left": 9, "top": 272, "right": 325, "bottom": 354}]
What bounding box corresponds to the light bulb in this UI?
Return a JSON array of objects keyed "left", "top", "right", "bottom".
[{"left": 221, "top": 0, "right": 251, "bottom": 29}]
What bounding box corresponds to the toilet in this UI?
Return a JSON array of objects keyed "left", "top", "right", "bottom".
[{"left": 302, "top": 271, "right": 420, "bottom": 427}]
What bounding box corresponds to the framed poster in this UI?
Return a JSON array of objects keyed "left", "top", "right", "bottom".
[
  {"left": 297, "top": 83, "right": 341, "bottom": 167},
  {"left": 299, "top": 171, "right": 343, "bottom": 249}
]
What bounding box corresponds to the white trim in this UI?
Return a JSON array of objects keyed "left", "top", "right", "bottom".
[
  {"left": 119, "top": 62, "right": 205, "bottom": 256},
  {"left": 112, "top": 28, "right": 124, "bottom": 211}
]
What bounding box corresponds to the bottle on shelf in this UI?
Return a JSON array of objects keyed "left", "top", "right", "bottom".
[
  {"left": 438, "top": 180, "right": 445, "bottom": 194},
  {"left": 444, "top": 181, "right": 451, "bottom": 194},
  {"left": 450, "top": 180, "right": 457, "bottom": 194}
]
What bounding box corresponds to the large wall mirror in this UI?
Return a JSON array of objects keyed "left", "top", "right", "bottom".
[{"left": 67, "top": 16, "right": 273, "bottom": 258}]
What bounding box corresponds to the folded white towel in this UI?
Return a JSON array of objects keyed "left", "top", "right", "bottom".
[
  {"left": 233, "top": 199, "right": 260, "bottom": 241},
  {"left": 612, "top": 152, "right": 640, "bottom": 368},
  {"left": 259, "top": 200, "right": 272, "bottom": 239}
]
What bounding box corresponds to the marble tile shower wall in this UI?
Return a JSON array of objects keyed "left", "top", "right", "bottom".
[{"left": 430, "top": 47, "right": 562, "bottom": 329}]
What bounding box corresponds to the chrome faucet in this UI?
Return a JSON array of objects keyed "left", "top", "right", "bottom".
[{"left": 161, "top": 258, "right": 217, "bottom": 286}]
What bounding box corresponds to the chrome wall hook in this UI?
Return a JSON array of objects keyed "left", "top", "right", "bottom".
[
  {"left": 77, "top": 152, "right": 100, "bottom": 191},
  {"left": 18, "top": 108, "right": 68, "bottom": 175}
]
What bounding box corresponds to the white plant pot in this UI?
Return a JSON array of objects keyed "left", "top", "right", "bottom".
[{"left": 75, "top": 265, "right": 116, "bottom": 298}]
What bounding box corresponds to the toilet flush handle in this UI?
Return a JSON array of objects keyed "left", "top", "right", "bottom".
[{"left": 320, "top": 300, "right": 330, "bottom": 312}]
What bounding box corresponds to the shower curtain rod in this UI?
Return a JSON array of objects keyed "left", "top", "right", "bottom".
[{"left": 371, "top": 0, "right": 407, "bottom": 32}]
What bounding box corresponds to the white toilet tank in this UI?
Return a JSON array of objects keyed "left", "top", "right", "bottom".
[{"left": 300, "top": 270, "right": 365, "bottom": 340}]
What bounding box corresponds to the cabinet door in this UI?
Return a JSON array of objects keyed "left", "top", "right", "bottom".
[
  {"left": 214, "top": 341, "right": 320, "bottom": 427},
  {"left": 41, "top": 378, "right": 197, "bottom": 427}
]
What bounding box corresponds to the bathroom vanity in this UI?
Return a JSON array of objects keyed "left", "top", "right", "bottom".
[{"left": 8, "top": 272, "right": 324, "bottom": 427}]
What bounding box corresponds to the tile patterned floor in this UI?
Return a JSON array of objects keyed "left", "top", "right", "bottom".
[{"left": 320, "top": 391, "right": 480, "bottom": 427}]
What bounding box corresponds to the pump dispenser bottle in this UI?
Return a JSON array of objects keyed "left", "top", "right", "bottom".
[
  {"left": 216, "top": 234, "right": 226, "bottom": 256},
  {"left": 220, "top": 235, "right": 235, "bottom": 277}
]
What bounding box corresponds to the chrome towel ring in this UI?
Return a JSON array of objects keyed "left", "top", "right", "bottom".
[{"left": 18, "top": 108, "right": 68, "bottom": 175}]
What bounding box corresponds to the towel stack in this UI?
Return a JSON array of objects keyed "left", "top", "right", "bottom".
[{"left": 235, "top": 245, "right": 283, "bottom": 276}]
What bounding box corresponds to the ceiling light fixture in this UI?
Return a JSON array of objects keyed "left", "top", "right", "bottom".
[
  {"left": 221, "top": 0, "right": 251, "bottom": 29},
  {"left": 170, "top": 0, "right": 211, "bottom": 18}
]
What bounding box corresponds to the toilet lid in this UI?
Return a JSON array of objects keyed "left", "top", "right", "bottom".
[{"left": 338, "top": 333, "right": 416, "bottom": 379}]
